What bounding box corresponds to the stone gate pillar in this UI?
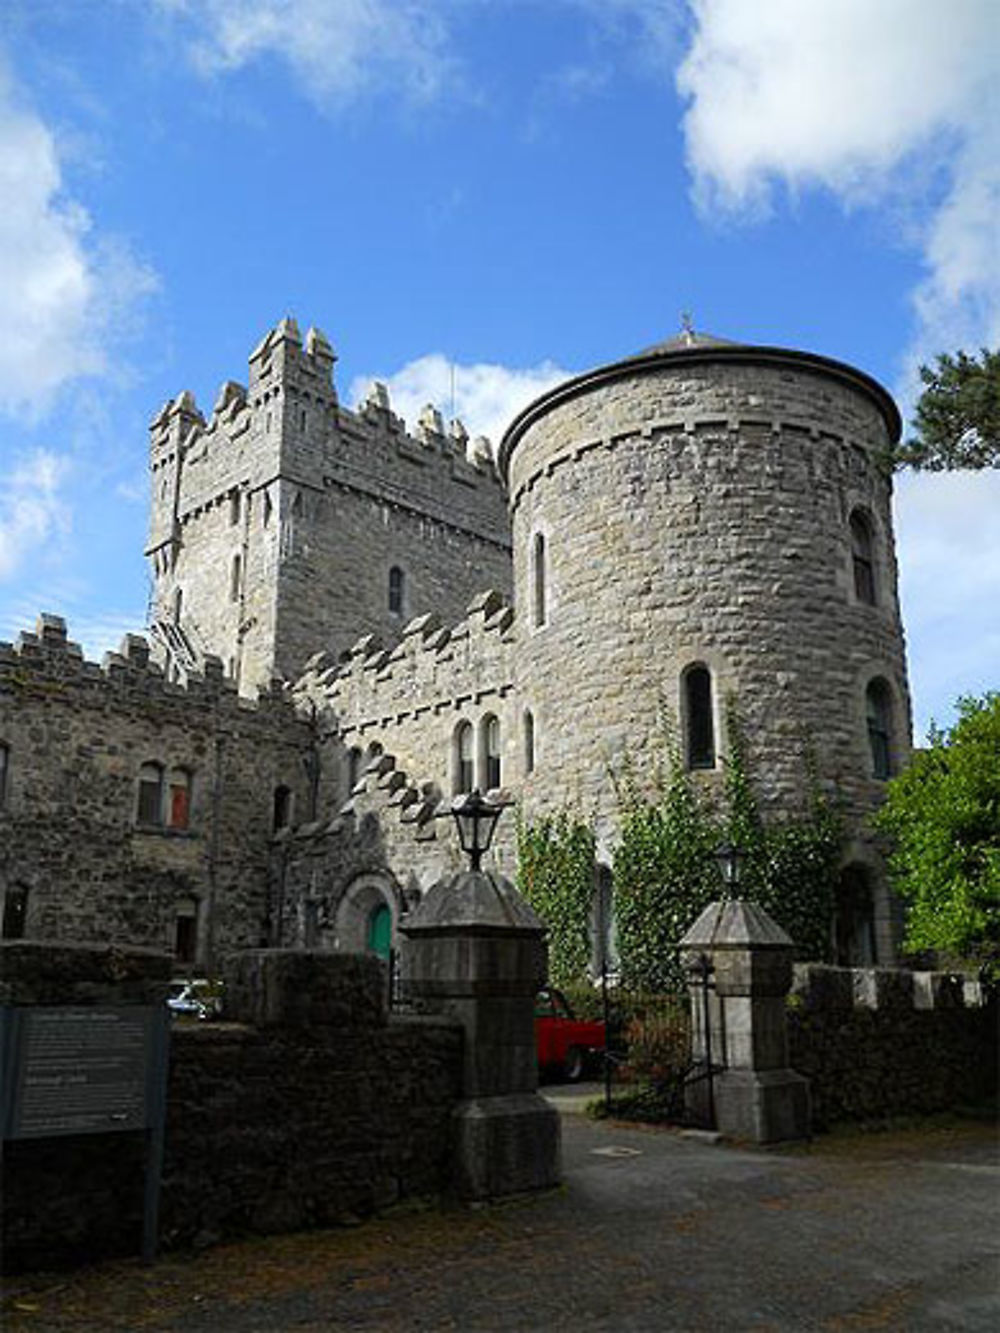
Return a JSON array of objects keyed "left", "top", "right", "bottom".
[
  {"left": 680, "top": 899, "right": 810, "bottom": 1143},
  {"left": 401, "top": 866, "right": 561, "bottom": 1200}
]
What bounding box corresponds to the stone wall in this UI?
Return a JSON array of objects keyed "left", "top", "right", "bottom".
[
  {"left": 503, "top": 354, "right": 909, "bottom": 839},
  {"left": 148, "top": 318, "right": 512, "bottom": 695},
  {"left": 789, "top": 963, "right": 998, "bottom": 1128},
  {"left": 500, "top": 345, "right": 910, "bottom": 959},
  {"left": 1, "top": 944, "right": 463, "bottom": 1273},
  {"left": 0, "top": 616, "right": 313, "bottom": 967}
]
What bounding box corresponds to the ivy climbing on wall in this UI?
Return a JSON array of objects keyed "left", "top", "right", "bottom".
[
  {"left": 515, "top": 704, "right": 844, "bottom": 995},
  {"left": 612, "top": 747, "right": 720, "bottom": 993},
  {"left": 719, "top": 705, "right": 842, "bottom": 967},
  {"left": 515, "top": 809, "right": 596, "bottom": 988}
]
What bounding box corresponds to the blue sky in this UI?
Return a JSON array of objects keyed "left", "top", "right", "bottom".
[{"left": 1, "top": 0, "right": 997, "bottom": 741}]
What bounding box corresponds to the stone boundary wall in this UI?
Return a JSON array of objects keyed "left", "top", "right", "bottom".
[
  {"left": 788, "top": 964, "right": 998, "bottom": 1128},
  {"left": 1, "top": 944, "right": 463, "bottom": 1273}
]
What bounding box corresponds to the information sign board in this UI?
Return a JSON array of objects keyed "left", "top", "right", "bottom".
[{"left": 0, "top": 1004, "right": 170, "bottom": 1262}]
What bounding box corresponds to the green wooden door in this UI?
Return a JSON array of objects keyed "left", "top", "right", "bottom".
[{"left": 367, "top": 903, "right": 392, "bottom": 959}]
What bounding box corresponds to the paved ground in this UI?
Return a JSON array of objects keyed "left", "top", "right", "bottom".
[{"left": 4, "top": 1091, "right": 998, "bottom": 1332}]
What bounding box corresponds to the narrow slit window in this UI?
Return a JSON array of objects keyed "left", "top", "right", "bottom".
[
  {"left": 174, "top": 897, "right": 198, "bottom": 963},
  {"left": 866, "top": 678, "right": 892, "bottom": 779},
  {"left": 230, "top": 552, "right": 241, "bottom": 602},
  {"left": 532, "top": 532, "right": 547, "bottom": 627},
  {"left": 2, "top": 884, "right": 29, "bottom": 940},
  {"left": 273, "top": 784, "right": 292, "bottom": 831},
  {"left": 0, "top": 742, "right": 8, "bottom": 807},
  {"left": 388, "top": 565, "right": 405, "bottom": 616},
  {"left": 483, "top": 714, "right": 501, "bottom": 790},
  {"left": 137, "top": 763, "right": 164, "bottom": 825},
  {"left": 684, "top": 666, "right": 715, "bottom": 770},
  {"left": 230, "top": 490, "right": 240, "bottom": 525},
  {"left": 455, "top": 722, "right": 474, "bottom": 795},
  {"left": 524, "top": 710, "right": 535, "bottom": 775},
  {"left": 168, "top": 768, "right": 191, "bottom": 830},
  {"left": 850, "top": 511, "right": 876, "bottom": 605}
]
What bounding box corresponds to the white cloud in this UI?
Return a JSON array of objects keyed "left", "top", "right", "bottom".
[
  {"left": 0, "top": 67, "right": 158, "bottom": 417},
  {"left": 0, "top": 450, "right": 72, "bottom": 582},
  {"left": 158, "top": 0, "right": 455, "bottom": 107},
  {"left": 349, "top": 353, "right": 571, "bottom": 451},
  {"left": 676, "top": 0, "right": 1000, "bottom": 358},
  {"left": 894, "top": 467, "right": 1000, "bottom": 739}
]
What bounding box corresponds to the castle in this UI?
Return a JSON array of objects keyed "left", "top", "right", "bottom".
[{"left": 0, "top": 318, "right": 911, "bottom": 970}]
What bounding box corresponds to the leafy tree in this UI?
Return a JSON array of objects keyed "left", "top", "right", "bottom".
[
  {"left": 896, "top": 348, "right": 1000, "bottom": 471},
  {"left": 875, "top": 693, "right": 1000, "bottom": 973}
]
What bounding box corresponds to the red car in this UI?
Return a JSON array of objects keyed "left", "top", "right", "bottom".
[{"left": 535, "top": 987, "right": 606, "bottom": 1082}]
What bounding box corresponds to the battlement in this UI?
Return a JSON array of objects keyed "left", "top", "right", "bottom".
[
  {"left": 791, "top": 963, "right": 990, "bottom": 1012},
  {"left": 148, "top": 317, "right": 508, "bottom": 544},
  {"left": 294, "top": 587, "right": 516, "bottom": 733},
  {"left": 248, "top": 315, "right": 337, "bottom": 396},
  {"left": 0, "top": 614, "right": 295, "bottom": 722}
]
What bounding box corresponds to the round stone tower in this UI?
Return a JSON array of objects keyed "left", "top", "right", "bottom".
[{"left": 498, "top": 333, "right": 910, "bottom": 959}]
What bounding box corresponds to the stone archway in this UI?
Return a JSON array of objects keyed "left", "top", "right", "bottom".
[{"left": 334, "top": 872, "right": 400, "bottom": 956}]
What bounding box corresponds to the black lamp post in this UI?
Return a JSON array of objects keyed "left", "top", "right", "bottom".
[
  {"left": 446, "top": 789, "right": 506, "bottom": 872},
  {"left": 713, "top": 840, "right": 746, "bottom": 898}
]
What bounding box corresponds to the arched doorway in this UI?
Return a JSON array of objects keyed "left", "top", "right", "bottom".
[{"left": 334, "top": 874, "right": 398, "bottom": 955}]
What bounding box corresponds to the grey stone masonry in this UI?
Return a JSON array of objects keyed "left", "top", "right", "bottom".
[
  {"left": 0, "top": 614, "right": 313, "bottom": 968},
  {"left": 681, "top": 898, "right": 811, "bottom": 1144},
  {"left": 402, "top": 856, "right": 561, "bottom": 1200},
  {"left": 499, "top": 339, "right": 911, "bottom": 960},
  {"left": 148, "top": 318, "right": 512, "bottom": 696}
]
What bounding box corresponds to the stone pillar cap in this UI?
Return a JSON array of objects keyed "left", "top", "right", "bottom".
[
  {"left": 679, "top": 898, "right": 794, "bottom": 951},
  {"left": 402, "top": 869, "right": 544, "bottom": 936}
]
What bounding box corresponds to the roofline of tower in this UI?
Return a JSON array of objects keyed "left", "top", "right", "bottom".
[{"left": 497, "top": 343, "right": 902, "bottom": 484}]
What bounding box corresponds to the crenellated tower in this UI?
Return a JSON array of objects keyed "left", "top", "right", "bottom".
[{"left": 147, "top": 317, "right": 513, "bottom": 694}]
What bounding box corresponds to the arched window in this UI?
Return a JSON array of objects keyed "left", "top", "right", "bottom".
[
  {"left": 388, "top": 565, "right": 405, "bottom": 616},
  {"left": 683, "top": 665, "right": 715, "bottom": 769},
  {"left": 230, "top": 552, "right": 241, "bottom": 602},
  {"left": 523, "top": 709, "right": 535, "bottom": 775},
  {"left": 454, "top": 721, "right": 474, "bottom": 794},
  {"left": 850, "top": 510, "right": 876, "bottom": 605},
  {"left": 866, "top": 678, "right": 893, "bottom": 779},
  {"left": 136, "top": 763, "right": 164, "bottom": 826},
  {"left": 273, "top": 784, "right": 292, "bottom": 831},
  {"left": 174, "top": 896, "right": 199, "bottom": 963},
  {"left": 482, "top": 714, "right": 501, "bottom": 790},
  {"left": 834, "top": 866, "right": 876, "bottom": 966},
  {"left": 3, "top": 884, "right": 29, "bottom": 940},
  {"left": 532, "top": 532, "right": 547, "bottom": 627},
  {"left": 167, "top": 768, "right": 191, "bottom": 830},
  {"left": 229, "top": 490, "right": 240, "bottom": 526},
  {"left": 347, "top": 747, "right": 362, "bottom": 791}
]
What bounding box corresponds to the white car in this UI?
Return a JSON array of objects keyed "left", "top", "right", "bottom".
[{"left": 166, "top": 978, "right": 221, "bottom": 1020}]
